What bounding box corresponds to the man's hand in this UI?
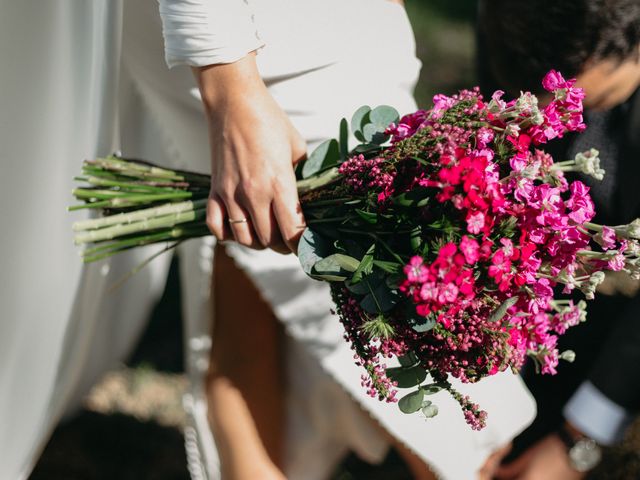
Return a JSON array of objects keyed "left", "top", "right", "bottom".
[
  {"left": 478, "top": 443, "right": 512, "bottom": 479},
  {"left": 494, "top": 434, "right": 585, "bottom": 480},
  {"left": 194, "top": 53, "right": 307, "bottom": 254}
]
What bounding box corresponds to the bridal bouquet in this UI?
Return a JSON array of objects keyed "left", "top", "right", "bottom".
[{"left": 71, "top": 71, "right": 640, "bottom": 430}]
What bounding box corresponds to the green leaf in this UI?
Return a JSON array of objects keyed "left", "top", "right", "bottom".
[
  {"left": 393, "top": 188, "right": 431, "bottom": 207},
  {"left": 351, "top": 105, "right": 371, "bottom": 136},
  {"left": 362, "top": 123, "right": 389, "bottom": 145},
  {"left": 386, "top": 365, "right": 427, "bottom": 388},
  {"left": 370, "top": 105, "right": 400, "bottom": 130},
  {"left": 302, "top": 139, "right": 340, "bottom": 178},
  {"left": 398, "top": 389, "right": 425, "bottom": 414},
  {"left": 298, "top": 228, "right": 332, "bottom": 277},
  {"left": 488, "top": 296, "right": 519, "bottom": 323},
  {"left": 312, "top": 273, "right": 348, "bottom": 282},
  {"left": 398, "top": 352, "right": 419, "bottom": 367},
  {"left": 422, "top": 384, "right": 443, "bottom": 395},
  {"left": 410, "top": 227, "right": 423, "bottom": 251},
  {"left": 360, "top": 282, "right": 399, "bottom": 313},
  {"left": 421, "top": 402, "right": 439, "bottom": 418},
  {"left": 314, "top": 253, "right": 360, "bottom": 276},
  {"left": 355, "top": 209, "right": 377, "bottom": 224},
  {"left": 372, "top": 260, "right": 401, "bottom": 274},
  {"left": 352, "top": 244, "right": 375, "bottom": 284},
  {"left": 346, "top": 270, "right": 384, "bottom": 295},
  {"left": 404, "top": 305, "right": 437, "bottom": 333},
  {"left": 339, "top": 118, "right": 349, "bottom": 160},
  {"left": 352, "top": 143, "right": 383, "bottom": 154}
]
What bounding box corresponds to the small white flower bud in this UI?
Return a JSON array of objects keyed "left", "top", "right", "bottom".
[
  {"left": 574, "top": 148, "right": 605, "bottom": 180},
  {"left": 560, "top": 350, "right": 576, "bottom": 363}
]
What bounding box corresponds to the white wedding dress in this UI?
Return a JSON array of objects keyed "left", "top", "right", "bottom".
[{"left": 0, "top": 2, "right": 536, "bottom": 479}]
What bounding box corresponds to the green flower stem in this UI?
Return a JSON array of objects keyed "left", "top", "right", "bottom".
[
  {"left": 296, "top": 167, "right": 340, "bottom": 194},
  {"left": 302, "top": 197, "right": 353, "bottom": 208},
  {"left": 74, "top": 207, "right": 206, "bottom": 245},
  {"left": 306, "top": 216, "right": 348, "bottom": 225},
  {"left": 82, "top": 176, "right": 188, "bottom": 192},
  {"left": 70, "top": 192, "right": 202, "bottom": 211},
  {"left": 88, "top": 158, "right": 210, "bottom": 185},
  {"left": 73, "top": 188, "right": 193, "bottom": 201},
  {"left": 583, "top": 222, "right": 603, "bottom": 232},
  {"left": 73, "top": 199, "right": 208, "bottom": 232},
  {"left": 82, "top": 224, "right": 209, "bottom": 261}
]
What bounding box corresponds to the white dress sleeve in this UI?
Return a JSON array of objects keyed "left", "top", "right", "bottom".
[{"left": 158, "top": 0, "right": 264, "bottom": 68}]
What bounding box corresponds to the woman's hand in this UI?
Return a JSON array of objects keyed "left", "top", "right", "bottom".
[{"left": 194, "top": 53, "right": 307, "bottom": 254}]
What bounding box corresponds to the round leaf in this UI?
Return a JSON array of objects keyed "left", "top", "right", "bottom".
[
  {"left": 314, "top": 253, "right": 360, "bottom": 274},
  {"left": 302, "top": 139, "right": 340, "bottom": 179},
  {"left": 398, "top": 389, "right": 425, "bottom": 414},
  {"left": 351, "top": 105, "right": 371, "bottom": 136},
  {"left": 421, "top": 402, "right": 439, "bottom": 418},
  {"left": 386, "top": 365, "right": 427, "bottom": 388},
  {"left": 298, "top": 228, "right": 331, "bottom": 277},
  {"left": 369, "top": 105, "right": 400, "bottom": 130}
]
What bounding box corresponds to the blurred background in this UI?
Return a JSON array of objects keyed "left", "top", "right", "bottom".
[{"left": 31, "top": 1, "right": 639, "bottom": 479}]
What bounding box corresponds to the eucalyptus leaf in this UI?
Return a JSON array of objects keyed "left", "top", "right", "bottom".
[
  {"left": 351, "top": 105, "right": 371, "bottom": 136},
  {"left": 298, "top": 228, "right": 332, "bottom": 277},
  {"left": 422, "top": 384, "right": 443, "bottom": 395},
  {"left": 314, "top": 253, "right": 360, "bottom": 275},
  {"left": 352, "top": 143, "right": 383, "bottom": 154},
  {"left": 406, "top": 309, "right": 437, "bottom": 333},
  {"left": 386, "top": 365, "right": 427, "bottom": 388},
  {"left": 488, "top": 296, "right": 519, "bottom": 323},
  {"left": 302, "top": 139, "right": 340, "bottom": 178},
  {"left": 398, "top": 352, "right": 419, "bottom": 367},
  {"left": 369, "top": 105, "right": 400, "bottom": 130},
  {"left": 362, "top": 123, "right": 389, "bottom": 145},
  {"left": 398, "top": 389, "right": 425, "bottom": 414},
  {"left": 421, "top": 402, "right": 439, "bottom": 418}
]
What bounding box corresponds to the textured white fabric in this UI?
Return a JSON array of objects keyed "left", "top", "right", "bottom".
[
  {"left": 158, "top": 0, "right": 264, "bottom": 67},
  {"left": 0, "top": 2, "right": 171, "bottom": 478}
]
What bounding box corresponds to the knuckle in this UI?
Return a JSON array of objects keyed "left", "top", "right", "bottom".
[
  {"left": 239, "top": 177, "right": 266, "bottom": 199},
  {"left": 216, "top": 181, "right": 236, "bottom": 203}
]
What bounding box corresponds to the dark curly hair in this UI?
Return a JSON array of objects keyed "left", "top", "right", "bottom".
[{"left": 479, "top": 0, "right": 640, "bottom": 94}]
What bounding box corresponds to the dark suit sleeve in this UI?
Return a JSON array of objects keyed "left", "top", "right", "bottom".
[{"left": 587, "top": 293, "right": 640, "bottom": 411}]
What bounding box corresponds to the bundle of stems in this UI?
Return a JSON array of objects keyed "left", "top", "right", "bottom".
[{"left": 70, "top": 156, "right": 338, "bottom": 262}]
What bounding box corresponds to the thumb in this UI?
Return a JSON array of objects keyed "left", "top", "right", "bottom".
[
  {"left": 494, "top": 450, "right": 532, "bottom": 479},
  {"left": 290, "top": 129, "right": 307, "bottom": 166}
]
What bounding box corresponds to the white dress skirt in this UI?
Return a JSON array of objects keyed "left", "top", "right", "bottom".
[{"left": 124, "top": 1, "right": 537, "bottom": 479}]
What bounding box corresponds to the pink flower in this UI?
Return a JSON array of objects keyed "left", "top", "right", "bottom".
[
  {"left": 438, "top": 283, "right": 459, "bottom": 304},
  {"left": 542, "top": 70, "right": 567, "bottom": 92},
  {"left": 405, "top": 256, "right": 429, "bottom": 283},
  {"left": 459, "top": 236, "right": 480, "bottom": 264},
  {"left": 419, "top": 282, "right": 439, "bottom": 302},
  {"left": 595, "top": 226, "right": 617, "bottom": 250},
  {"left": 607, "top": 253, "right": 626, "bottom": 271},
  {"left": 566, "top": 181, "right": 595, "bottom": 224},
  {"left": 466, "top": 211, "right": 485, "bottom": 234}
]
